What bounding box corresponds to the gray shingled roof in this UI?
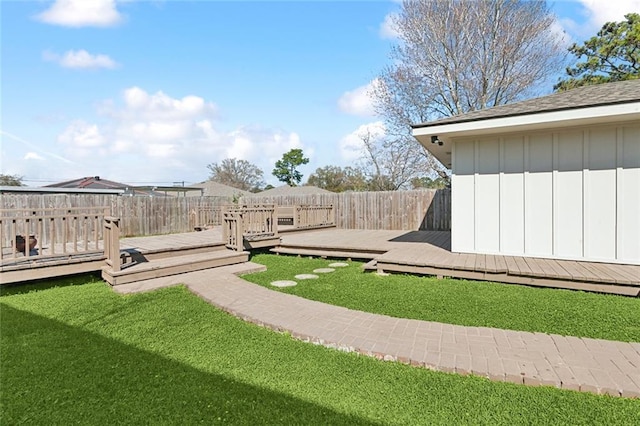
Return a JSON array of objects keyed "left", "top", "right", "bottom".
[
  {"left": 412, "top": 79, "right": 640, "bottom": 129},
  {"left": 43, "top": 176, "right": 176, "bottom": 197},
  {"left": 45, "top": 176, "right": 169, "bottom": 196},
  {"left": 187, "top": 181, "right": 251, "bottom": 198},
  {"left": 46, "top": 176, "right": 127, "bottom": 190},
  {"left": 252, "top": 185, "right": 333, "bottom": 196}
]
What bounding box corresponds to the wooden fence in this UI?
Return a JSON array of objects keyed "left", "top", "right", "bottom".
[
  {"left": 241, "top": 189, "right": 450, "bottom": 231},
  {"left": 0, "top": 189, "right": 450, "bottom": 237},
  {"left": 0, "top": 194, "right": 232, "bottom": 237}
]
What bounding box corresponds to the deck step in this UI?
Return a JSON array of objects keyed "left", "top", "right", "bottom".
[
  {"left": 120, "top": 242, "right": 228, "bottom": 264},
  {"left": 374, "top": 261, "right": 640, "bottom": 297},
  {"left": 243, "top": 236, "right": 281, "bottom": 250},
  {"left": 102, "top": 249, "right": 249, "bottom": 286},
  {"left": 362, "top": 259, "right": 377, "bottom": 271},
  {"left": 270, "top": 246, "right": 381, "bottom": 260}
]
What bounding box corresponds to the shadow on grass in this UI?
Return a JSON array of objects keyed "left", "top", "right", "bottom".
[
  {"left": 0, "top": 272, "right": 104, "bottom": 297},
  {"left": 0, "top": 304, "right": 377, "bottom": 425}
]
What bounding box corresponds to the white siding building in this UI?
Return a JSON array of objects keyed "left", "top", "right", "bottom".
[{"left": 413, "top": 80, "right": 640, "bottom": 265}]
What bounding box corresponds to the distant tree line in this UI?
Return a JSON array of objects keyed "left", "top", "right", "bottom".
[
  {"left": 0, "top": 174, "right": 25, "bottom": 186},
  {"left": 206, "top": 150, "right": 447, "bottom": 193}
]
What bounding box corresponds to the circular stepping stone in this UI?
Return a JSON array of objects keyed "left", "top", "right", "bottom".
[
  {"left": 313, "top": 268, "right": 335, "bottom": 274},
  {"left": 270, "top": 280, "right": 297, "bottom": 288},
  {"left": 295, "top": 274, "right": 319, "bottom": 280},
  {"left": 328, "top": 262, "right": 349, "bottom": 268}
]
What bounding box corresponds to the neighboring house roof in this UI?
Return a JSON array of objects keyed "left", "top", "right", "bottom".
[
  {"left": 0, "top": 186, "right": 123, "bottom": 195},
  {"left": 252, "top": 185, "right": 334, "bottom": 196},
  {"left": 46, "top": 176, "right": 126, "bottom": 190},
  {"left": 413, "top": 79, "right": 640, "bottom": 129},
  {"left": 412, "top": 80, "right": 640, "bottom": 168},
  {"left": 186, "top": 181, "right": 251, "bottom": 198},
  {"left": 45, "top": 176, "right": 172, "bottom": 197}
]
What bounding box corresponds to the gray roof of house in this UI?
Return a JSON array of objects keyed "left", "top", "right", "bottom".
[
  {"left": 412, "top": 79, "right": 640, "bottom": 129},
  {"left": 187, "top": 181, "right": 251, "bottom": 198},
  {"left": 0, "top": 186, "right": 124, "bottom": 195},
  {"left": 251, "top": 185, "right": 334, "bottom": 196},
  {"left": 45, "top": 176, "right": 169, "bottom": 196}
]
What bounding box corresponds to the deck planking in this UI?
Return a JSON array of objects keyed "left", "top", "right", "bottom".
[{"left": 279, "top": 229, "right": 640, "bottom": 295}]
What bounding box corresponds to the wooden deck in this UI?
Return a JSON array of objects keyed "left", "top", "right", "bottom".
[
  {"left": 276, "top": 229, "right": 640, "bottom": 296},
  {"left": 2, "top": 226, "right": 638, "bottom": 296},
  {"left": 0, "top": 229, "right": 227, "bottom": 285}
]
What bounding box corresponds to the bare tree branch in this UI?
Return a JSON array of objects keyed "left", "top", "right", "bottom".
[{"left": 369, "top": 0, "right": 565, "bottom": 173}]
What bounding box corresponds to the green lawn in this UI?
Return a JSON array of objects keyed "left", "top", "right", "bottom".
[
  {"left": 2, "top": 275, "right": 639, "bottom": 424},
  {"left": 244, "top": 254, "right": 640, "bottom": 342}
]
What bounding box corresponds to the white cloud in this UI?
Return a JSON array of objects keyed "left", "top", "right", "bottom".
[
  {"left": 225, "top": 127, "right": 305, "bottom": 170},
  {"left": 58, "top": 120, "right": 106, "bottom": 149},
  {"left": 579, "top": 0, "right": 640, "bottom": 26},
  {"left": 561, "top": 0, "right": 640, "bottom": 38},
  {"left": 35, "top": 0, "right": 123, "bottom": 28},
  {"left": 52, "top": 87, "right": 312, "bottom": 185},
  {"left": 24, "top": 152, "right": 45, "bottom": 161},
  {"left": 339, "top": 121, "right": 386, "bottom": 162},
  {"left": 337, "top": 80, "right": 378, "bottom": 117},
  {"left": 379, "top": 13, "right": 400, "bottom": 39},
  {"left": 43, "top": 49, "right": 118, "bottom": 69},
  {"left": 549, "top": 18, "right": 573, "bottom": 48},
  {"left": 115, "top": 87, "right": 213, "bottom": 120}
]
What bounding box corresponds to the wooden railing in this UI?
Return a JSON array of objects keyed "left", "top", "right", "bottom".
[
  {"left": 222, "top": 205, "right": 278, "bottom": 251},
  {"left": 103, "top": 216, "right": 121, "bottom": 272},
  {"left": 222, "top": 210, "right": 244, "bottom": 251},
  {"left": 189, "top": 207, "right": 222, "bottom": 230},
  {"left": 0, "top": 207, "right": 109, "bottom": 263},
  {"left": 276, "top": 206, "right": 295, "bottom": 226},
  {"left": 294, "top": 205, "right": 335, "bottom": 229}
]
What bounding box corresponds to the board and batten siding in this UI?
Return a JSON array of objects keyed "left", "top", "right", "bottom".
[{"left": 451, "top": 122, "right": 640, "bottom": 265}]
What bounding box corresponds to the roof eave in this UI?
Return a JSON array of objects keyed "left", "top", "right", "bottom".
[{"left": 413, "top": 102, "right": 640, "bottom": 169}]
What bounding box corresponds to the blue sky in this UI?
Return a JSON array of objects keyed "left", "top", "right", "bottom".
[{"left": 2, "top": 0, "right": 639, "bottom": 187}]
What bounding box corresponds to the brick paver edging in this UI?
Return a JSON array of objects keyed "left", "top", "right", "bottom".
[{"left": 180, "top": 274, "right": 640, "bottom": 398}]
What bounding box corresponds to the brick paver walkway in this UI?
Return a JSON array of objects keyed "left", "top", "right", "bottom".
[{"left": 114, "top": 266, "right": 640, "bottom": 398}]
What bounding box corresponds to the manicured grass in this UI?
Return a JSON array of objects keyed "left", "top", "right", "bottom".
[
  {"left": 2, "top": 276, "right": 639, "bottom": 424},
  {"left": 244, "top": 254, "right": 640, "bottom": 342}
]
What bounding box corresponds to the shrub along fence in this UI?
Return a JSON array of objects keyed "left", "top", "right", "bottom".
[{"left": 1, "top": 189, "right": 450, "bottom": 237}]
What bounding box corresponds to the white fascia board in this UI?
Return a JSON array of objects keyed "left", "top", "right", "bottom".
[
  {"left": 412, "top": 102, "right": 640, "bottom": 140},
  {"left": 413, "top": 103, "right": 640, "bottom": 168}
]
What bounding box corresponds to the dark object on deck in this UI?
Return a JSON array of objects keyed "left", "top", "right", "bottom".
[{"left": 14, "top": 235, "right": 37, "bottom": 254}]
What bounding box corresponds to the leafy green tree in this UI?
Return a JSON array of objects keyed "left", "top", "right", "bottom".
[
  {"left": 272, "top": 149, "right": 309, "bottom": 186},
  {"left": 555, "top": 13, "right": 640, "bottom": 91},
  {"left": 0, "top": 174, "right": 25, "bottom": 186},
  {"left": 306, "top": 165, "right": 368, "bottom": 192},
  {"left": 411, "top": 176, "right": 449, "bottom": 189},
  {"left": 207, "top": 158, "right": 265, "bottom": 192}
]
